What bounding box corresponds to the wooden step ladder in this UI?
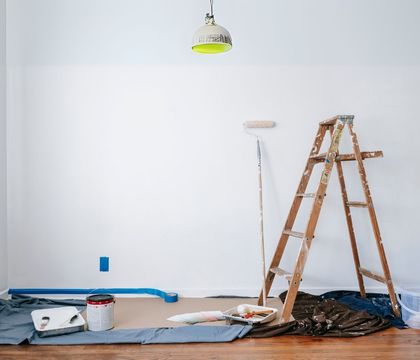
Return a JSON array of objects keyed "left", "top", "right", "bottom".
[{"left": 258, "top": 115, "right": 400, "bottom": 323}]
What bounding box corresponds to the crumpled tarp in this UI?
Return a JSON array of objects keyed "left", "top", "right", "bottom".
[
  {"left": 320, "top": 290, "right": 406, "bottom": 329},
  {"left": 248, "top": 292, "right": 392, "bottom": 338},
  {"left": 0, "top": 295, "right": 251, "bottom": 345}
]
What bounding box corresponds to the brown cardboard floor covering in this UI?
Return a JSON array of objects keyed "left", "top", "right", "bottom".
[{"left": 84, "top": 297, "right": 286, "bottom": 329}]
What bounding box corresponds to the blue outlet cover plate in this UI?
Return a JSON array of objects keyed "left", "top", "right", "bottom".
[{"left": 99, "top": 257, "right": 109, "bottom": 272}]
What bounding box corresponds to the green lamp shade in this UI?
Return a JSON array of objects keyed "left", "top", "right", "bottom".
[
  {"left": 192, "top": 23, "right": 232, "bottom": 54},
  {"left": 192, "top": 43, "right": 232, "bottom": 54}
]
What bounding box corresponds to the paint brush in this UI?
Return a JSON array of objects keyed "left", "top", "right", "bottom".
[{"left": 232, "top": 309, "right": 274, "bottom": 319}]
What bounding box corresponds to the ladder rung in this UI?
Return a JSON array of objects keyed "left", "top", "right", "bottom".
[
  {"left": 309, "top": 153, "right": 327, "bottom": 161},
  {"left": 296, "top": 193, "right": 316, "bottom": 198},
  {"left": 347, "top": 201, "right": 368, "bottom": 208},
  {"left": 310, "top": 151, "right": 383, "bottom": 163},
  {"left": 283, "top": 230, "right": 305, "bottom": 239},
  {"left": 336, "top": 151, "right": 383, "bottom": 162},
  {"left": 359, "top": 268, "right": 387, "bottom": 283},
  {"left": 270, "top": 267, "right": 292, "bottom": 280}
]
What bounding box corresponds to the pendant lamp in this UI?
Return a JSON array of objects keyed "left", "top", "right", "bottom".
[{"left": 192, "top": 0, "right": 232, "bottom": 54}]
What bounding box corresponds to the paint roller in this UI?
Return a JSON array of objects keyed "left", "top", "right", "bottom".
[
  {"left": 243, "top": 120, "right": 275, "bottom": 307},
  {"left": 244, "top": 121, "right": 275, "bottom": 129}
]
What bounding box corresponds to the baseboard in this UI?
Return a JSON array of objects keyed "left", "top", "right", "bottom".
[
  {"left": 171, "top": 286, "right": 390, "bottom": 298},
  {"left": 0, "top": 288, "right": 9, "bottom": 299}
]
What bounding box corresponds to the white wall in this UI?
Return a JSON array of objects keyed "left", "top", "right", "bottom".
[
  {"left": 6, "top": 0, "right": 420, "bottom": 296},
  {"left": 0, "top": 0, "right": 7, "bottom": 296}
]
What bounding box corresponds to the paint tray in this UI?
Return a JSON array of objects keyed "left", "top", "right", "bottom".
[
  {"left": 223, "top": 304, "right": 278, "bottom": 325},
  {"left": 31, "top": 306, "right": 85, "bottom": 337}
]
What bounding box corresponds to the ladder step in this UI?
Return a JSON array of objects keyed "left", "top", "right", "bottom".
[
  {"left": 347, "top": 201, "right": 368, "bottom": 208},
  {"left": 309, "top": 153, "right": 327, "bottom": 161},
  {"left": 283, "top": 230, "right": 305, "bottom": 239},
  {"left": 337, "top": 151, "right": 383, "bottom": 162},
  {"left": 310, "top": 151, "right": 383, "bottom": 163},
  {"left": 270, "top": 267, "right": 292, "bottom": 280},
  {"left": 359, "top": 267, "right": 387, "bottom": 283},
  {"left": 296, "top": 193, "right": 316, "bottom": 198}
]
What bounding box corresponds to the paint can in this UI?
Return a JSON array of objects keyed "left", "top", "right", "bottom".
[{"left": 86, "top": 294, "right": 115, "bottom": 331}]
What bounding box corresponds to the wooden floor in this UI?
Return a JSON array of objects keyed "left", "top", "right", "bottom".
[{"left": 1, "top": 327, "right": 419, "bottom": 360}]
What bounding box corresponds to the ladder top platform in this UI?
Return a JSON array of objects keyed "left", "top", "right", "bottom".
[{"left": 320, "top": 115, "right": 354, "bottom": 126}]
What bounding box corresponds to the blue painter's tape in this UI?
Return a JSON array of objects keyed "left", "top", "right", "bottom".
[
  {"left": 99, "top": 257, "right": 109, "bottom": 272},
  {"left": 164, "top": 292, "right": 178, "bottom": 303},
  {"left": 8, "top": 288, "right": 179, "bottom": 303}
]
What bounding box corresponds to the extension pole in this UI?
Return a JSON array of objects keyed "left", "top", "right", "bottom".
[{"left": 257, "top": 138, "right": 267, "bottom": 306}]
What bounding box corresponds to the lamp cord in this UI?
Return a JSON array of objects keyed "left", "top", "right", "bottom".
[{"left": 205, "top": 0, "right": 215, "bottom": 24}]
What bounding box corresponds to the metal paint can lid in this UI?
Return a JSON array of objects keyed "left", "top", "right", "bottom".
[{"left": 86, "top": 294, "right": 115, "bottom": 305}]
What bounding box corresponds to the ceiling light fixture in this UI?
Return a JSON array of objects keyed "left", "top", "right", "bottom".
[{"left": 192, "top": 0, "right": 232, "bottom": 54}]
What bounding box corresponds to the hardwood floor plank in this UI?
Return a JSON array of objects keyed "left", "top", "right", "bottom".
[{"left": 0, "top": 328, "right": 419, "bottom": 360}]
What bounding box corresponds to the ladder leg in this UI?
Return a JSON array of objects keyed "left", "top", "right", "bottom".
[
  {"left": 281, "top": 122, "right": 346, "bottom": 322},
  {"left": 258, "top": 233, "right": 290, "bottom": 305},
  {"left": 348, "top": 124, "right": 400, "bottom": 317},
  {"left": 336, "top": 158, "right": 367, "bottom": 297},
  {"left": 258, "top": 125, "right": 327, "bottom": 305},
  {"left": 280, "top": 237, "right": 313, "bottom": 323},
  {"left": 329, "top": 127, "right": 366, "bottom": 297}
]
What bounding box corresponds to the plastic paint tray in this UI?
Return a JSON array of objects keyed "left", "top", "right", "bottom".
[
  {"left": 223, "top": 304, "right": 278, "bottom": 325},
  {"left": 31, "top": 306, "right": 85, "bottom": 337}
]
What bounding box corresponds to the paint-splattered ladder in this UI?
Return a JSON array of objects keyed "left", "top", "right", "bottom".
[{"left": 258, "top": 115, "right": 400, "bottom": 323}]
